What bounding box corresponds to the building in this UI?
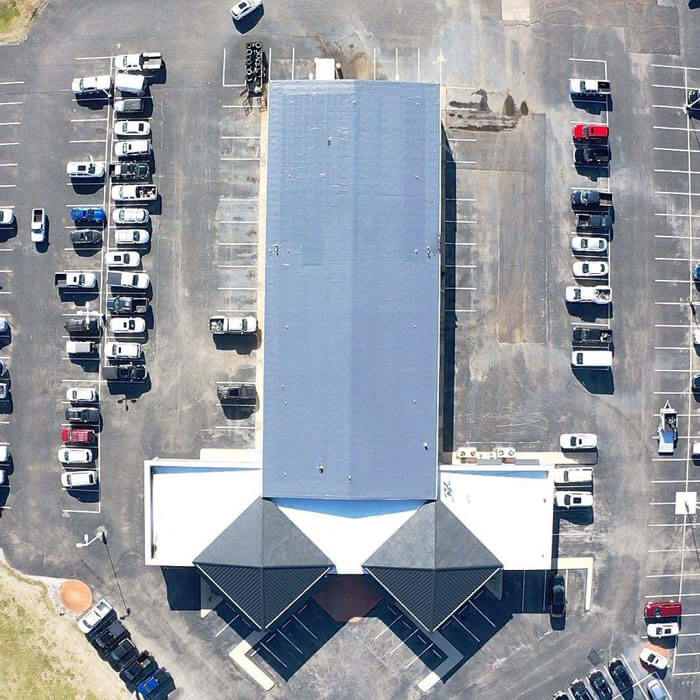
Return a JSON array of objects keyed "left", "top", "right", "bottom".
[{"left": 144, "top": 78, "right": 554, "bottom": 635}]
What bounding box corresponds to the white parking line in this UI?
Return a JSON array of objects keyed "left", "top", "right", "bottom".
[
  {"left": 449, "top": 614, "right": 479, "bottom": 643},
  {"left": 291, "top": 614, "right": 317, "bottom": 640},
  {"left": 0, "top": 102, "right": 22, "bottom": 106},
  {"left": 470, "top": 600, "right": 496, "bottom": 628},
  {"left": 0, "top": 142, "right": 18, "bottom": 147},
  {"left": 75, "top": 55, "right": 114, "bottom": 60},
  {"left": 654, "top": 125, "right": 700, "bottom": 133},
  {"left": 0, "top": 81, "right": 23, "bottom": 86},
  {"left": 0, "top": 163, "right": 16, "bottom": 168},
  {"left": 70, "top": 117, "right": 108, "bottom": 123},
  {"left": 0, "top": 122, "right": 20, "bottom": 127},
  {"left": 69, "top": 139, "right": 106, "bottom": 144},
  {"left": 374, "top": 614, "right": 401, "bottom": 640}
]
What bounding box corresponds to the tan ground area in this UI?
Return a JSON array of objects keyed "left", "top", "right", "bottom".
[
  {"left": 0, "top": 561, "right": 126, "bottom": 699},
  {"left": 0, "top": 0, "right": 47, "bottom": 44}
]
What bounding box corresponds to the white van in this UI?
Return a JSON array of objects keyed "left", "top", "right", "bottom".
[
  {"left": 66, "top": 340, "right": 97, "bottom": 355},
  {"left": 115, "top": 72, "right": 146, "bottom": 96},
  {"left": 571, "top": 350, "right": 612, "bottom": 369},
  {"left": 105, "top": 342, "right": 142, "bottom": 361}
]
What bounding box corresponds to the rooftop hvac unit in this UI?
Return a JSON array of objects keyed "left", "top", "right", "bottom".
[
  {"left": 495, "top": 446, "right": 516, "bottom": 461},
  {"left": 456, "top": 446, "right": 478, "bottom": 462}
]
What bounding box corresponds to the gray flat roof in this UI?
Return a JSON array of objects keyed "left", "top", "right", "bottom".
[{"left": 262, "top": 80, "right": 441, "bottom": 500}]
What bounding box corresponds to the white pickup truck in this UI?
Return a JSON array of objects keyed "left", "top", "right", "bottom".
[
  {"left": 565, "top": 285, "right": 612, "bottom": 304},
  {"left": 569, "top": 78, "right": 611, "bottom": 99},
  {"left": 111, "top": 184, "right": 158, "bottom": 202},
  {"left": 54, "top": 271, "right": 97, "bottom": 289},
  {"left": 209, "top": 315, "right": 257, "bottom": 334},
  {"left": 114, "top": 52, "right": 163, "bottom": 72}
]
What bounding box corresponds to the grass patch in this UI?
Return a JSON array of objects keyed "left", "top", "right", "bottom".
[
  {"left": 0, "top": 2, "right": 21, "bottom": 33},
  {"left": 0, "top": 562, "right": 124, "bottom": 699},
  {"left": 0, "top": 0, "right": 46, "bottom": 44}
]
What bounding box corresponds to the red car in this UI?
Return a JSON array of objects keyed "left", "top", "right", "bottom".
[
  {"left": 61, "top": 426, "right": 96, "bottom": 444},
  {"left": 644, "top": 600, "right": 682, "bottom": 619},
  {"left": 572, "top": 123, "right": 609, "bottom": 142}
]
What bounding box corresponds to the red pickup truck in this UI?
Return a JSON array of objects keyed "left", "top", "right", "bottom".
[
  {"left": 61, "top": 427, "right": 96, "bottom": 444},
  {"left": 572, "top": 123, "right": 609, "bottom": 142},
  {"left": 644, "top": 600, "right": 682, "bottom": 619}
]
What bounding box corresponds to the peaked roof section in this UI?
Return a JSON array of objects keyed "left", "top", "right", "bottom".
[
  {"left": 194, "top": 498, "right": 332, "bottom": 629},
  {"left": 363, "top": 501, "right": 502, "bottom": 632}
]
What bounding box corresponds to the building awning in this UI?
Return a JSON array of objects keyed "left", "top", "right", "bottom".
[
  {"left": 363, "top": 501, "right": 502, "bottom": 632},
  {"left": 194, "top": 498, "right": 332, "bottom": 629}
]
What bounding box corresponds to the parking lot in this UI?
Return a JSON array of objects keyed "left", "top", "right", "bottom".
[
  {"left": 647, "top": 61, "right": 700, "bottom": 682},
  {"left": 0, "top": 0, "right": 699, "bottom": 698}
]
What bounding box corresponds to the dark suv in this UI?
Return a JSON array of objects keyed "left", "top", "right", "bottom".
[
  {"left": 550, "top": 574, "right": 566, "bottom": 619},
  {"left": 64, "top": 316, "right": 100, "bottom": 335},
  {"left": 91, "top": 620, "right": 130, "bottom": 659},
  {"left": 65, "top": 407, "right": 100, "bottom": 423},
  {"left": 103, "top": 364, "right": 147, "bottom": 382},
  {"left": 217, "top": 383, "right": 256, "bottom": 405},
  {"left": 120, "top": 651, "right": 158, "bottom": 691}
]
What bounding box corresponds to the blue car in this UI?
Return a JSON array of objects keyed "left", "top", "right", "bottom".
[
  {"left": 136, "top": 668, "right": 175, "bottom": 698},
  {"left": 70, "top": 207, "right": 106, "bottom": 226},
  {"left": 694, "top": 264, "right": 700, "bottom": 282}
]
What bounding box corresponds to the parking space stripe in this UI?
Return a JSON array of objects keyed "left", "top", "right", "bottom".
[
  {"left": 0, "top": 102, "right": 22, "bottom": 106},
  {"left": 0, "top": 123, "right": 20, "bottom": 127},
  {"left": 449, "top": 615, "right": 479, "bottom": 642},
  {"left": 0, "top": 142, "right": 19, "bottom": 147},
  {"left": 0, "top": 81, "right": 23, "bottom": 86}
]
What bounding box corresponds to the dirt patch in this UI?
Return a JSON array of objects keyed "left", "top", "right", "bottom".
[
  {"left": 0, "top": 0, "right": 47, "bottom": 45},
  {"left": 0, "top": 560, "right": 126, "bottom": 698}
]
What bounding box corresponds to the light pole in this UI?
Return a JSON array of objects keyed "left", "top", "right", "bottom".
[
  {"left": 75, "top": 526, "right": 130, "bottom": 619},
  {"left": 75, "top": 525, "right": 107, "bottom": 548}
]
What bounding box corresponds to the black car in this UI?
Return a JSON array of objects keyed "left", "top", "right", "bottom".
[
  {"left": 70, "top": 229, "right": 102, "bottom": 246},
  {"left": 91, "top": 620, "right": 130, "bottom": 659},
  {"left": 64, "top": 315, "right": 101, "bottom": 335},
  {"left": 111, "top": 161, "right": 151, "bottom": 182},
  {"left": 136, "top": 667, "right": 175, "bottom": 699},
  {"left": 574, "top": 146, "right": 610, "bottom": 165},
  {"left": 217, "top": 383, "right": 256, "bottom": 404},
  {"left": 107, "top": 637, "right": 138, "bottom": 671},
  {"left": 102, "top": 364, "right": 147, "bottom": 382},
  {"left": 588, "top": 670, "right": 612, "bottom": 699},
  {"left": 570, "top": 679, "right": 592, "bottom": 700},
  {"left": 550, "top": 574, "right": 566, "bottom": 618},
  {"left": 65, "top": 407, "right": 100, "bottom": 423},
  {"left": 120, "top": 651, "right": 158, "bottom": 691},
  {"left": 553, "top": 694, "right": 569, "bottom": 700},
  {"left": 85, "top": 607, "right": 117, "bottom": 640},
  {"left": 688, "top": 89, "right": 700, "bottom": 112},
  {"left": 607, "top": 658, "right": 631, "bottom": 691}
]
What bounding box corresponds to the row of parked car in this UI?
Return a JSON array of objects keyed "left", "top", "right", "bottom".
[
  {"left": 78, "top": 598, "right": 174, "bottom": 699},
  {"left": 551, "top": 597, "right": 679, "bottom": 699},
  {"left": 59, "top": 57, "right": 163, "bottom": 490},
  {"left": 567, "top": 128, "right": 614, "bottom": 371},
  {"left": 67, "top": 52, "right": 162, "bottom": 385},
  {"left": 0, "top": 317, "right": 11, "bottom": 486}
]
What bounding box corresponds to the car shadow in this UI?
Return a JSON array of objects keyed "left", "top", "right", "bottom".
[
  {"left": 66, "top": 484, "right": 100, "bottom": 502},
  {"left": 571, "top": 367, "right": 615, "bottom": 395},
  {"left": 72, "top": 181, "right": 104, "bottom": 195},
  {"left": 106, "top": 374, "right": 151, "bottom": 401},
  {"left": 212, "top": 333, "right": 258, "bottom": 354},
  {"left": 570, "top": 96, "right": 613, "bottom": 114},
  {"left": 0, "top": 222, "right": 18, "bottom": 242}
]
